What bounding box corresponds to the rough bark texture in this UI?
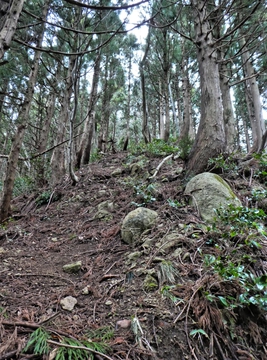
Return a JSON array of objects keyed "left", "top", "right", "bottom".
[
  {"left": 76, "top": 52, "right": 101, "bottom": 167},
  {"left": 0, "top": 0, "right": 49, "bottom": 222},
  {"left": 240, "top": 38, "right": 265, "bottom": 153},
  {"left": 0, "top": 0, "right": 25, "bottom": 59},
  {"left": 50, "top": 56, "right": 76, "bottom": 186},
  {"left": 186, "top": 0, "right": 226, "bottom": 175},
  {"left": 140, "top": 27, "right": 151, "bottom": 144},
  {"left": 219, "top": 61, "right": 236, "bottom": 153},
  {"left": 35, "top": 65, "right": 61, "bottom": 186}
]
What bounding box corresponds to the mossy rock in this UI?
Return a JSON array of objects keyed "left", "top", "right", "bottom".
[
  {"left": 121, "top": 207, "right": 158, "bottom": 246},
  {"left": 143, "top": 274, "right": 158, "bottom": 292},
  {"left": 185, "top": 172, "right": 241, "bottom": 222}
]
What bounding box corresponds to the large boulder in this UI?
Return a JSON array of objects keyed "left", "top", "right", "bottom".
[
  {"left": 185, "top": 172, "right": 241, "bottom": 222},
  {"left": 121, "top": 207, "right": 158, "bottom": 246}
]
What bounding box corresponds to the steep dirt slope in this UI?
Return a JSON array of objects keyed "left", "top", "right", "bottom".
[{"left": 0, "top": 151, "right": 267, "bottom": 360}]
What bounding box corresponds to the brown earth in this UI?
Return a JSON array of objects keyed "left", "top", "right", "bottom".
[{"left": 0, "top": 151, "right": 267, "bottom": 360}]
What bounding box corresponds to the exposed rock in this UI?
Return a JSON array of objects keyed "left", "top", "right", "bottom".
[
  {"left": 60, "top": 296, "right": 77, "bottom": 311},
  {"left": 155, "top": 231, "right": 184, "bottom": 253},
  {"left": 97, "top": 200, "right": 114, "bottom": 212},
  {"left": 143, "top": 274, "right": 158, "bottom": 291},
  {"left": 63, "top": 261, "right": 82, "bottom": 273},
  {"left": 116, "top": 319, "right": 131, "bottom": 330},
  {"left": 121, "top": 207, "right": 158, "bottom": 246},
  {"left": 111, "top": 167, "right": 123, "bottom": 176},
  {"left": 185, "top": 172, "right": 241, "bottom": 221},
  {"left": 94, "top": 200, "right": 114, "bottom": 220}
]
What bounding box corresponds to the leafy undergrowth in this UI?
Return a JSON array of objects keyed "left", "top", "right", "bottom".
[{"left": 0, "top": 150, "right": 267, "bottom": 360}]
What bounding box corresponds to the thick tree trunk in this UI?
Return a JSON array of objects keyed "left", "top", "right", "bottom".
[
  {"left": 186, "top": 0, "right": 225, "bottom": 175},
  {"left": 0, "top": 0, "right": 49, "bottom": 222},
  {"left": 0, "top": 0, "right": 25, "bottom": 59}
]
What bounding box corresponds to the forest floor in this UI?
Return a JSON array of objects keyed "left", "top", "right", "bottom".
[{"left": 1, "top": 150, "right": 267, "bottom": 360}]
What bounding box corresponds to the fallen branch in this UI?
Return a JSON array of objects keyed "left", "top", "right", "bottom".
[
  {"left": 150, "top": 154, "right": 173, "bottom": 178},
  {"left": 47, "top": 339, "right": 114, "bottom": 360}
]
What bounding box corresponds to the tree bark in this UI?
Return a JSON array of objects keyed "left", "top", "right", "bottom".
[
  {"left": 219, "top": 60, "right": 236, "bottom": 153},
  {"left": 186, "top": 0, "right": 225, "bottom": 175},
  {"left": 50, "top": 55, "right": 77, "bottom": 186},
  {"left": 139, "top": 27, "right": 151, "bottom": 144},
  {"left": 76, "top": 51, "right": 101, "bottom": 167},
  {"left": 0, "top": 0, "right": 25, "bottom": 60},
  {"left": 240, "top": 37, "right": 265, "bottom": 153},
  {"left": 0, "top": 0, "right": 49, "bottom": 222}
]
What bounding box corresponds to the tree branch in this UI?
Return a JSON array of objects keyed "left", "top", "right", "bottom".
[{"left": 63, "top": 0, "right": 148, "bottom": 11}]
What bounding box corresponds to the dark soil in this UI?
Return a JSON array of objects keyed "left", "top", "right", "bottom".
[{"left": 1, "top": 151, "right": 267, "bottom": 360}]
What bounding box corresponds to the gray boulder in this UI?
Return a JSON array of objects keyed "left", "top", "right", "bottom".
[
  {"left": 185, "top": 172, "right": 241, "bottom": 222},
  {"left": 121, "top": 207, "right": 158, "bottom": 246}
]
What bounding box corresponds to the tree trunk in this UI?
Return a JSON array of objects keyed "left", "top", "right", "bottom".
[
  {"left": 140, "top": 27, "right": 151, "bottom": 144},
  {"left": 219, "top": 60, "right": 236, "bottom": 153},
  {"left": 240, "top": 37, "right": 265, "bottom": 153},
  {"left": 0, "top": 0, "right": 25, "bottom": 59},
  {"left": 50, "top": 55, "right": 77, "bottom": 186},
  {"left": 180, "top": 64, "right": 193, "bottom": 141},
  {"left": 186, "top": 0, "right": 225, "bottom": 175},
  {"left": 76, "top": 51, "right": 101, "bottom": 167},
  {"left": 0, "top": 0, "right": 49, "bottom": 222},
  {"left": 35, "top": 64, "right": 61, "bottom": 186},
  {"left": 123, "top": 52, "right": 132, "bottom": 150}
]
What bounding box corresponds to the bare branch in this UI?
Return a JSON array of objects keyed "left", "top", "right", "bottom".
[{"left": 63, "top": 0, "right": 149, "bottom": 11}]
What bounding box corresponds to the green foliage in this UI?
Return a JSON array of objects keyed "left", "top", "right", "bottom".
[
  {"left": 160, "top": 285, "right": 183, "bottom": 304},
  {"left": 131, "top": 182, "right": 157, "bottom": 207},
  {"left": 23, "top": 327, "right": 51, "bottom": 355},
  {"left": 190, "top": 329, "right": 209, "bottom": 338},
  {"left": 23, "top": 327, "right": 111, "bottom": 359},
  {"left": 0, "top": 307, "right": 8, "bottom": 318},
  {"left": 129, "top": 138, "right": 179, "bottom": 157},
  {"left": 253, "top": 152, "right": 267, "bottom": 183},
  {"left": 13, "top": 176, "right": 35, "bottom": 197},
  {"left": 54, "top": 337, "right": 110, "bottom": 360},
  {"left": 36, "top": 191, "right": 52, "bottom": 206},
  {"left": 86, "top": 325, "right": 114, "bottom": 342},
  {"left": 158, "top": 260, "right": 178, "bottom": 284},
  {"left": 90, "top": 149, "right": 103, "bottom": 163},
  {"left": 177, "top": 136, "right": 193, "bottom": 160},
  {"left": 251, "top": 188, "right": 267, "bottom": 201},
  {"left": 203, "top": 204, "right": 267, "bottom": 311},
  {"left": 167, "top": 199, "right": 183, "bottom": 208},
  {"left": 208, "top": 154, "right": 238, "bottom": 173},
  {"left": 215, "top": 204, "right": 266, "bottom": 235},
  {"left": 203, "top": 255, "right": 267, "bottom": 310}
]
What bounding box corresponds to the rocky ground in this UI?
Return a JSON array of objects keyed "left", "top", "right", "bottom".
[{"left": 0, "top": 151, "right": 267, "bottom": 360}]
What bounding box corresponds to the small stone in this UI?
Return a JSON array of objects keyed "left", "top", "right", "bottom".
[
  {"left": 127, "top": 251, "right": 142, "bottom": 260},
  {"left": 60, "top": 296, "right": 77, "bottom": 311},
  {"left": 143, "top": 274, "right": 158, "bottom": 292},
  {"left": 105, "top": 300, "right": 113, "bottom": 306},
  {"left": 82, "top": 286, "right": 89, "bottom": 295},
  {"left": 116, "top": 319, "right": 131, "bottom": 329},
  {"left": 0, "top": 247, "right": 6, "bottom": 254},
  {"left": 63, "top": 261, "right": 82, "bottom": 273}
]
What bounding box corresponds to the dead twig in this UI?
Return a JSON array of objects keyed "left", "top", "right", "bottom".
[
  {"left": 47, "top": 339, "right": 114, "bottom": 360},
  {"left": 150, "top": 154, "right": 173, "bottom": 178}
]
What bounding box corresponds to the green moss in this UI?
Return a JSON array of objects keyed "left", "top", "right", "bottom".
[
  {"left": 143, "top": 274, "right": 158, "bottom": 291},
  {"left": 213, "top": 174, "right": 237, "bottom": 200}
]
